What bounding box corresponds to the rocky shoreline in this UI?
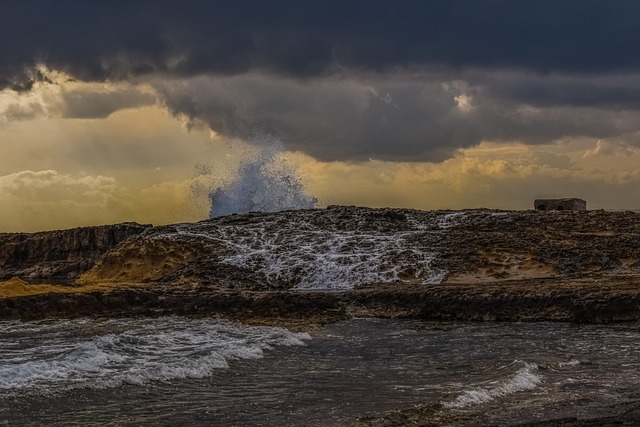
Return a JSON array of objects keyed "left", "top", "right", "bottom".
[
  {"left": 1, "top": 206, "right": 640, "bottom": 324},
  {"left": 357, "top": 398, "right": 640, "bottom": 427},
  {"left": 2, "top": 206, "right": 640, "bottom": 427},
  {"left": 2, "top": 278, "right": 640, "bottom": 326}
]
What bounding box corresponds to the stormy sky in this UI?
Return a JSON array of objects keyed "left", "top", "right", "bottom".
[{"left": 2, "top": 1, "right": 640, "bottom": 231}]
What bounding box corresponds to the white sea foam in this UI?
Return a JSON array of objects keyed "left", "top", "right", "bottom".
[
  {"left": 444, "top": 362, "right": 542, "bottom": 409},
  {"left": 0, "top": 317, "right": 310, "bottom": 397},
  {"left": 152, "top": 209, "right": 462, "bottom": 289},
  {"left": 558, "top": 359, "right": 581, "bottom": 367},
  {"left": 199, "top": 138, "right": 460, "bottom": 289},
  {"left": 217, "top": 215, "right": 447, "bottom": 290}
]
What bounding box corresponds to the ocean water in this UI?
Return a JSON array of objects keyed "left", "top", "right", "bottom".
[{"left": 1, "top": 317, "right": 640, "bottom": 426}]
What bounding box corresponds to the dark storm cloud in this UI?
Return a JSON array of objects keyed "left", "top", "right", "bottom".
[
  {"left": 152, "top": 74, "right": 640, "bottom": 162},
  {"left": 3, "top": 0, "right": 640, "bottom": 89},
  {"left": 472, "top": 73, "right": 640, "bottom": 110},
  {"left": 59, "top": 88, "right": 155, "bottom": 118},
  {"left": 4, "top": 0, "right": 640, "bottom": 162},
  {"left": 153, "top": 76, "right": 464, "bottom": 162}
]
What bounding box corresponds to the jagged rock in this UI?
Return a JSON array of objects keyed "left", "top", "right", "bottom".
[
  {"left": 0, "top": 222, "right": 151, "bottom": 281},
  {"left": 1, "top": 279, "right": 640, "bottom": 323},
  {"left": 77, "top": 208, "right": 640, "bottom": 290},
  {"left": 4, "top": 207, "right": 640, "bottom": 287},
  {"left": 2, "top": 206, "right": 640, "bottom": 323}
]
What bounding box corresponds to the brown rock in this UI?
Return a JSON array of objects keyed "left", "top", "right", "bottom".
[
  {"left": 0, "top": 222, "right": 151, "bottom": 282},
  {"left": 2, "top": 207, "right": 640, "bottom": 324}
]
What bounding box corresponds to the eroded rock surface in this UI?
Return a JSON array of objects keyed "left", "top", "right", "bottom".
[
  {"left": 79, "top": 207, "right": 640, "bottom": 289},
  {"left": 1, "top": 206, "right": 640, "bottom": 322}
]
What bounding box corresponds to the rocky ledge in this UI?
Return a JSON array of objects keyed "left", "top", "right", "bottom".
[
  {"left": 1, "top": 206, "right": 640, "bottom": 323},
  {"left": 0, "top": 222, "right": 150, "bottom": 282}
]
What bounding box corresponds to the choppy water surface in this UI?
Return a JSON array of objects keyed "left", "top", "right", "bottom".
[{"left": 1, "top": 317, "right": 639, "bottom": 426}]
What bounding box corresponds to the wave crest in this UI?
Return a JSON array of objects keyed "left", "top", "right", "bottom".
[
  {"left": 0, "top": 317, "right": 310, "bottom": 397},
  {"left": 444, "top": 362, "right": 542, "bottom": 409}
]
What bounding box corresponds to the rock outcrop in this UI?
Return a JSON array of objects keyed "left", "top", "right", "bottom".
[
  {"left": 1, "top": 278, "right": 639, "bottom": 324},
  {"left": 0, "top": 222, "right": 151, "bottom": 281},
  {"left": 78, "top": 207, "right": 640, "bottom": 288},
  {"left": 2, "top": 206, "right": 640, "bottom": 323}
]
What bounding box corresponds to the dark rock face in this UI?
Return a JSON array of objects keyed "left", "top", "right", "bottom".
[
  {"left": 429, "top": 208, "right": 640, "bottom": 280},
  {"left": 0, "top": 222, "right": 151, "bottom": 281},
  {"left": 2, "top": 279, "right": 640, "bottom": 324}
]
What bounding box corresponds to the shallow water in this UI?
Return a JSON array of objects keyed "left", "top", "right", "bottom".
[{"left": 1, "top": 317, "right": 639, "bottom": 426}]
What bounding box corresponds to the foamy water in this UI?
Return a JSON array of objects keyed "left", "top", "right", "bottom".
[
  {"left": 444, "top": 361, "right": 542, "bottom": 409},
  {"left": 202, "top": 139, "right": 453, "bottom": 289},
  {"left": 216, "top": 210, "right": 461, "bottom": 289},
  {"left": 158, "top": 208, "right": 461, "bottom": 290},
  {"left": 219, "top": 225, "right": 446, "bottom": 290},
  {"left": 0, "top": 317, "right": 309, "bottom": 397},
  {"left": 2, "top": 320, "right": 640, "bottom": 426},
  {"left": 3, "top": 320, "right": 640, "bottom": 426}
]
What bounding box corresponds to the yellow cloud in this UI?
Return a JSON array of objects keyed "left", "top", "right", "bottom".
[
  {"left": 4, "top": 136, "right": 640, "bottom": 232},
  {"left": 2, "top": 75, "right": 640, "bottom": 231},
  {"left": 0, "top": 169, "right": 209, "bottom": 232},
  {"left": 583, "top": 139, "right": 635, "bottom": 159},
  {"left": 296, "top": 141, "right": 640, "bottom": 212}
]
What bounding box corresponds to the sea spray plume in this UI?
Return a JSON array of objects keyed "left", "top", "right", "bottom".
[{"left": 209, "top": 139, "right": 317, "bottom": 217}]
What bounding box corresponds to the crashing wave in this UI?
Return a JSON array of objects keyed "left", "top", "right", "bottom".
[
  {"left": 0, "top": 316, "right": 310, "bottom": 397},
  {"left": 444, "top": 362, "right": 542, "bottom": 409},
  {"left": 209, "top": 141, "right": 316, "bottom": 217}
]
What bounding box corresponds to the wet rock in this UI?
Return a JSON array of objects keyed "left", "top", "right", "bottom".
[
  {"left": 1, "top": 279, "right": 639, "bottom": 324},
  {"left": 2, "top": 207, "right": 640, "bottom": 323}
]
